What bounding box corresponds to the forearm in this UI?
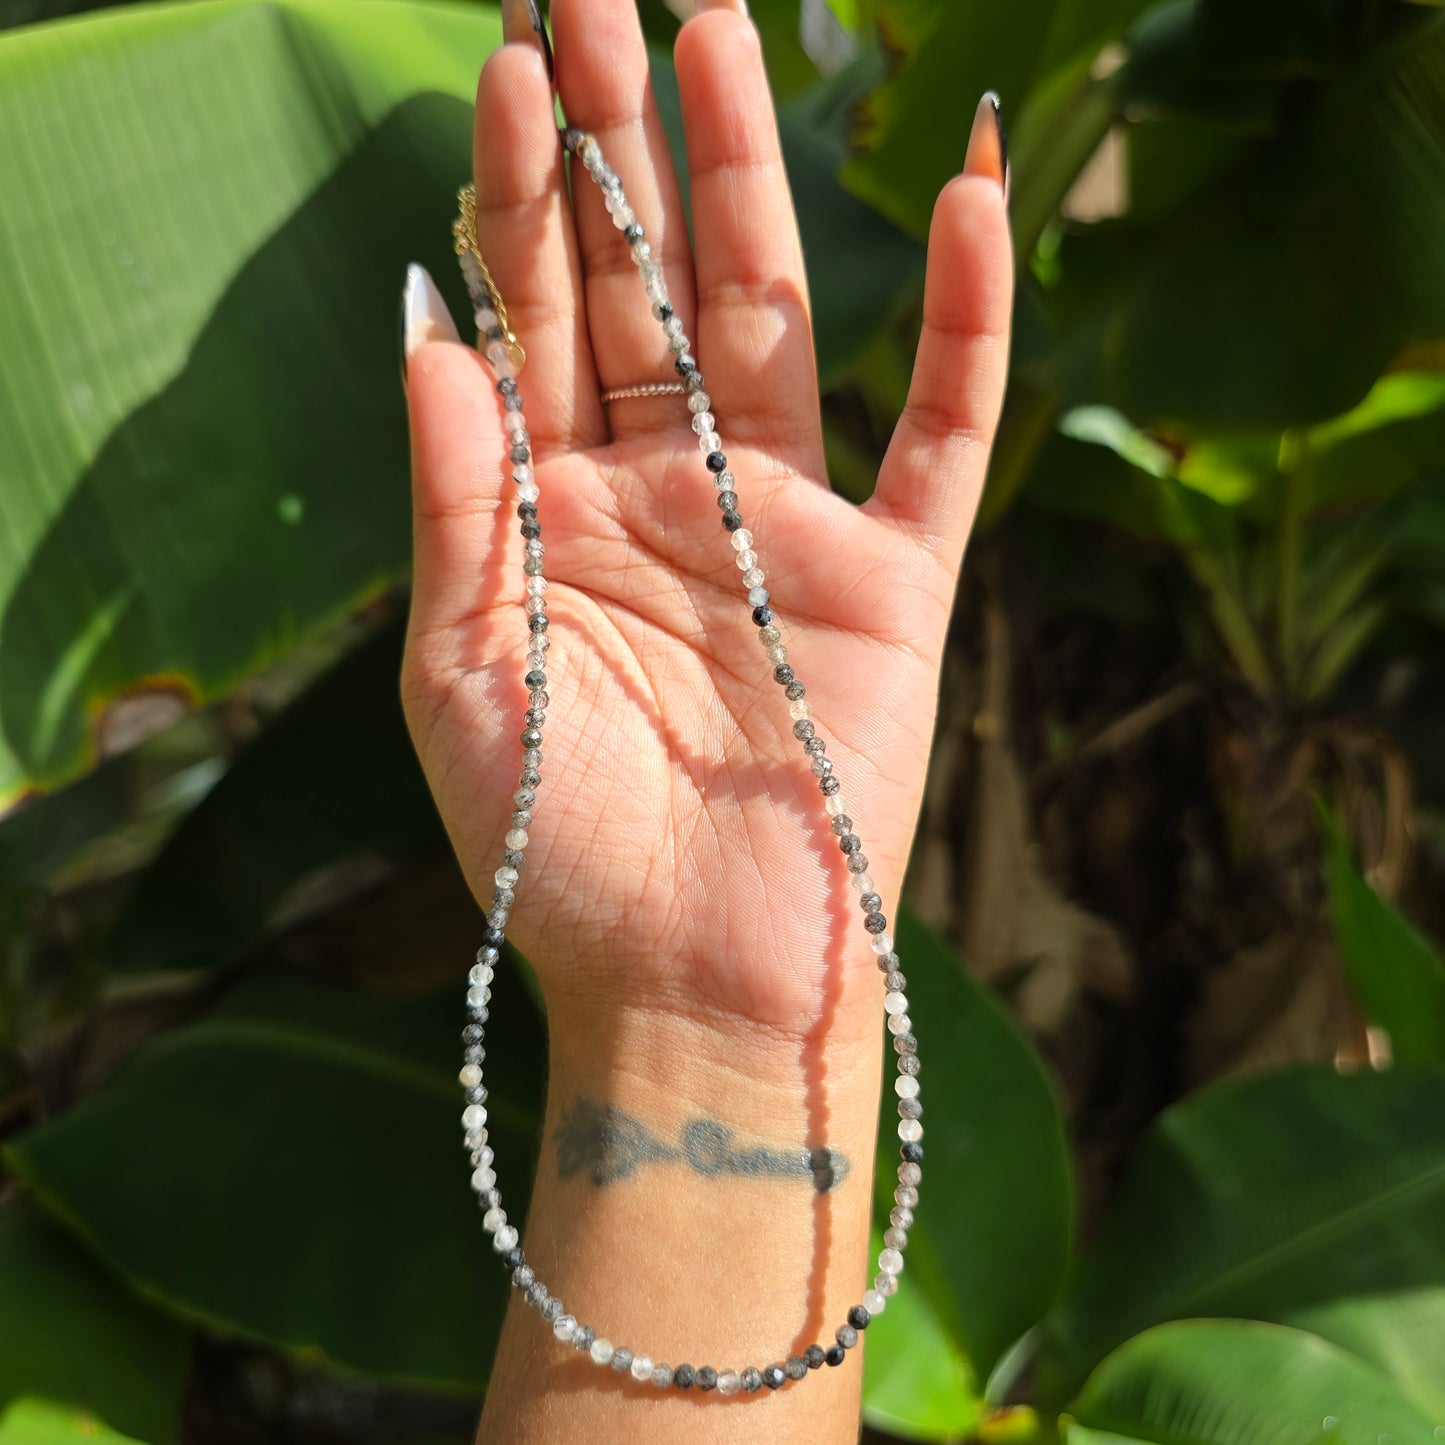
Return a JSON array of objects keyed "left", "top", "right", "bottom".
[{"left": 477, "top": 999, "right": 883, "bottom": 1443}]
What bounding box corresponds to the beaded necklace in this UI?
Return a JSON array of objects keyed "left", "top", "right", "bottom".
[{"left": 450, "top": 128, "right": 923, "bottom": 1396}]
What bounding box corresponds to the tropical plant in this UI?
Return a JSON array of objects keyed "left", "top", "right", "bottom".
[{"left": 1, "top": 0, "right": 1442, "bottom": 1441}]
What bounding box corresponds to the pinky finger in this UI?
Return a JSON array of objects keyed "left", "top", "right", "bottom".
[{"left": 865, "top": 95, "right": 1013, "bottom": 573}]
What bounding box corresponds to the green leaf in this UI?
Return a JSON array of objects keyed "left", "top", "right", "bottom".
[
  {"left": 0, "top": 0, "right": 491, "bottom": 803},
  {"left": 1321, "top": 813, "right": 1445, "bottom": 1062},
  {"left": 0, "top": 1400, "right": 150, "bottom": 1445},
  {"left": 0, "top": 1203, "right": 186, "bottom": 1443},
  {"left": 862, "top": 1229, "right": 983, "bottom": 1442},
  {"left": 1050, "top": 12, "right": 1445, "bottom": 429},
  {"left": 105, "top": 616, "right": 443, "bottom": 973},
  {"left": 5, "top": 973, "right": 544, "bottom": 1390},
  {"left": 1035, "top": 1063, "right": 1445, "bottom": 1407},
  {"left": 1065, "top": 1319, "right": 1438, "bottom": 1445},
  {"left": 880, "top": 911, "right": 1073, "bottom": 1387}
]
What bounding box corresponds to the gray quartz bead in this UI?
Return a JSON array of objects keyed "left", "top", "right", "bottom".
[
  {"left": 899, "top": 1052, "right": 922, "bottom": 1075},
  {"left": 697, "top": 1365, "right": 718, "bottom": 1391},
  {"left": 804, "top": 736, "right": 826, "bottom": 757},
  {"left": 525, "top": 1282, "right": 547, "bottom": 1309},
  {"left": 651, "top": 1363, "right": 673, "bottom": 1389},
  {"left": 741, "top": 1367, "right": 763, "bottom": 1393},
  {"left": 611, "top": 1347, "right": 633, "bottom": 1373},
  {"left": 512, "top": 1265, "right": 534, "bottom": 1290},
  {"left": 893, "top": 1031, "right": 918, "bottom": 1054},
  {"left": 836, "top": 1325, "right": 859, "bottom": 1350},
  {"left": 574, "top": 1325, "right": 596, "bottom": 1352},
  {"left": 900, "top": 1097, "right": 923, "bottom": 1120},
  {"left": 541, "top": 1297, "right": 563, "bottom": 1324},
  {"left": 847, "top": 853, "right": 870, "bottom": 873},
  {"left": 784, "top": 1356, "right": 808, "bottom": 1381}
]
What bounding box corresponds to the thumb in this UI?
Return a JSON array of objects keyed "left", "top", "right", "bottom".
[{"left": 402, "top": 263, "right": 508, "bottom": 649}]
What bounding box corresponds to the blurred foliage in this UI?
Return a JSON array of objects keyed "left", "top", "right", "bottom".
[{"left": 1, "top": 0, "right": 1443, "bottom": 1441}]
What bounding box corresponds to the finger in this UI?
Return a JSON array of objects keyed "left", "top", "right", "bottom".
[
  {"left": 674, "top": 9, "right": 824, "bottom": 472},
  {"left": 474, "top": 29, "right": 606, "bottom": 453},
  {"left": 866, "top": 96, "right": 1013, "bottom": 570},
  {"left": 552, "top": 0, "right": 697, "bottom": 439},
  {"left": 403, "top": 266, "right": 508, "bottom": 644}
]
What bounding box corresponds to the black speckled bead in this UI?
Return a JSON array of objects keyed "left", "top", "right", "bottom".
[
  {"left": 839, "top": 833, "right": 862, "bottom": 854},
  {"left": 462, "top": 1024, "right": 484, "bottom": 1044},
  {"left": 524, "top": 669, "right": 546, "bottom": 690},
  {"left": 902, "top": 1141, "right": 924, "bottom": 1164},
  {"left": 501, "top": 1246, "right": 524, "bottom": 1271},
  {"left": 785, "top": 681, "right": 805, "bottom": 701},
  {"left": 623, "top": 222, "right": 644, "bottom": 244},
  {"left": 784, "top": 1356, "right": 808, "bottom": 1381},
  {"left": 520, "top": 520, "right": 541, "bottom": 540},
  {"left": 752, "top": 605, "right": 774, "bottom": 627},
  {"left": 705, "top": 450, "right": 728, "bottom": 472},
  {"left": 697, "top": 1366, "right": 718, "bottom": 1391},
  {"left": 722, "top": 511, "right": 744, "bottom": 531},
  {"left": 847, "top": 1305, "right": 870, "bottom": 1330},
  {"left": 528, "top": 615, "right": 549, "bottom": 634},
  {"left": 805, "top": 1345, "right": 826, "bottom": 1370},
  {"left": 483, "top": 926, "right": 505, "bottom": 948},
  {"left": 824, "top": 1344, "right": 846, "bottom": 1367},
  {"left": 820, "top": 775, "right": 841, "bottom": 796},
  {"left": 865, "top": 912, "right": 888, "bottom": 934},
  {"left": 497, "top": 376, "right": 517, "bottom": 396},
  {"left": 674, "top": 353, "right": 697, "bottom": 376},
  {"left": 773, "top": 664, "right": 794, "bottom": 685},
  {"left": 520, "top": 729, "right": 543, "bottom": 750},
  {"left": 510, "top": 443, "right": 531, "bottom": 465},
  {"left": 717, "top": 490, "right": 739, "bottom": 511},
  {"left": 793, "top": 720, "right": 815, "bottom": 741},
  {"left": 762, "top": 1364, "right": 786, "bottom": 1390},
  {"left": 674, "top": 1364, "right": 697, "bottom": 1389},
  {"left": 741, "top": 1367, "right": 762, "bottom": 1393}
]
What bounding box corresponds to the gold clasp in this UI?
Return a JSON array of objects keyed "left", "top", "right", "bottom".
[{"left": 453, "top": 184, "right": 526, "bottom": 374}]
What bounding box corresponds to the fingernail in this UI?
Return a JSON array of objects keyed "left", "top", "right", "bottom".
[
  {"left": 695, "top": 0, "right": 751, "bottom": 15},
  {"left": 964, "top": 91, "right": 1008, "bottom": 201},
  {"left": 502, "top": 0, "right": 554, "bottom": 82},
  {"left": 402, "top": 264, "right": 461, "bottom": 378}
]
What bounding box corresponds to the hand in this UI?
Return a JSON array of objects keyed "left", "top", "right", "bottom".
[{"left": 401, "top": 0, "right": 1012, "bottom": 1052}]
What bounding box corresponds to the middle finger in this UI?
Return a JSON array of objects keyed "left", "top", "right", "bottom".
[{"left": 553, "top": 0, "right": 699, "bottom": 441}]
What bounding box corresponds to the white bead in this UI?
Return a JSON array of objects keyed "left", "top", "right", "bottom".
[
  {"left": 485, "top": 340, "right": 507, "bottom": 366},
  {"left": 879, "top": 1247, "right": 904, "bottom": 1275},
  {"left": 871, "top": 933, "right": 896, "bottom": 955},
  {"left": 612, "top": 205, "right": 635, "bottom": 230},
  {"left": 493, "top": 1224, "right": 519, "bottom": 1252},
  {"left": 554, "top": 1315, "right": 577, "bottom": 1342},
  {"left": 467, "top": 964, "right": 492, "bottom": 987},
  {"left": 863, "top": 1289, "right": 887, "bottom": 1316},
  {"left": 734, "top": 549, "right": 757, "bottom": 571},
  {"left": 495, "top": 866, "right": 518, "bottom": 888},
  {"left": 742, "top": 567, "right": 764, "bottom": 588},
  {"left": 730, "top": 529, "right": 754, "bottom": 551},
  {"left": 690, "top": 412, "right": 715, "bottom": 434},
  {"left": 526, "top": 575, "right": 548, "bottom": 596},
  {"left": 462, "top": 1104, "right": 488, "bottom": 1131},
  {"left": 887, "top": 1013, "right": 912, "bottom": 1036},
  {"left": 475, "top": 1145, "right": 494, "bottom": 1168},
  {"left": 470, "top": 1166, "right": 496, "bottom": 1192},
  {"left": 825, "top": 794, "right": 848, "bottom": 817},
  {"left": 630, "top": 240, "right": 652, "bottom": 265},
  {"left": 688, "top": 391, "right": 711, "bottom": 413},
  {"left": 895, "top": 1074, "right": 920, "bottom": 1099},
  {"left": 505, "top": 828, "right": 529, "bottom": 850},
  {"left": 789, "top": 700, "right": 810, "bottom": 721},
  {"left": 717, "top": 1370, "right": 741, "bottom": 1396},
  {"left": 850, "top": 873, "right": 874, "bottom": 895},
  {"left": 459, "top": 1063, "right": 483, "bottom": 1088},
  {"left": 503, "top": 410, "right": 527, "bottom": 435},
  {"left": 482, "top": 1207, "right": 505, "bottom": 1233},
  {"left": 698, "top": 431, "right": 721, "bottom": 453},
  {"left": 899, "top": 1118, "right": 923, "bottom": 1143},
  {"left": 896, "top": 1183, "right": 919, "bottom": 1207},
  {"left": 590, "top": 1337, "right": 614, "bottom": 1366},
  {"left": 884, "top": 992, "right": 909, "bottom": 1015},
  {"left": 630, "top": 1354, "right": 653, "bottom": 1382},
  {"left": 715, "top": 469, "right": 736, "bottom": 491},
  {"left": 644, "top": 275, "right": 667, "bottom": 304},
  {"left": 516, "top": 481, "right": 540, "bottom": 504}
]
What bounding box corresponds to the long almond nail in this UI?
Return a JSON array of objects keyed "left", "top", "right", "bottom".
[
  {"left": 402, "top": 264, "right": 461, "bottom": 377},
  {"left": 501, "top": 0, "right": 554, "bottom": 81},
  {"left": 964, "top": 91, "right": 1009, "bottom": 201}
]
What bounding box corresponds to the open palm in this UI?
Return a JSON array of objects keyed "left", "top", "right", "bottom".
[{"left": 402, "top": 0, "right": 1012, "bottom": 1041}]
